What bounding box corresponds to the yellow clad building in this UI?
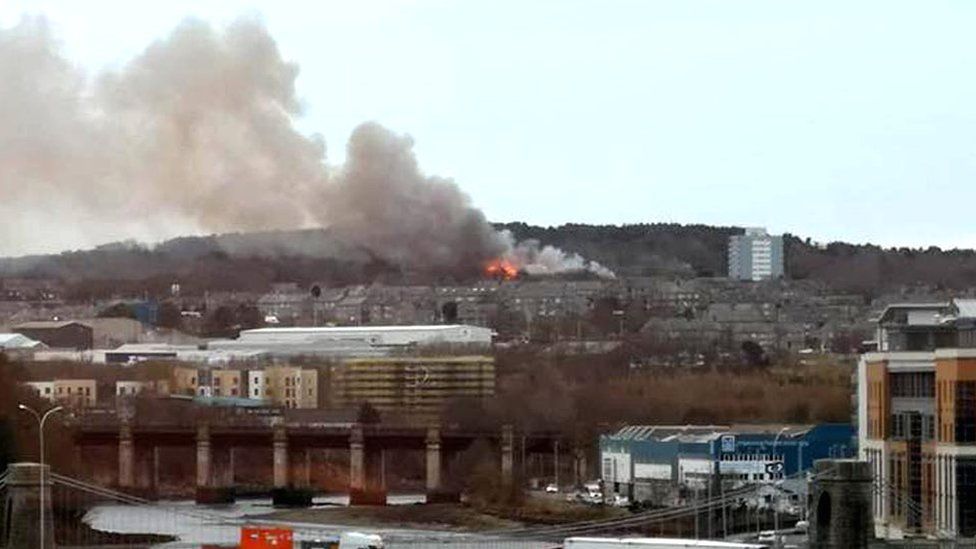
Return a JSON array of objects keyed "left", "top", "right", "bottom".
[{"left": 328, "top": 356, "right": 495, "bottom": 414}]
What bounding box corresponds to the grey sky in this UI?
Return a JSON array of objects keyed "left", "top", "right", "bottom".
[{"left": 3, "top": 0, "right": 975, "bottom": 250}]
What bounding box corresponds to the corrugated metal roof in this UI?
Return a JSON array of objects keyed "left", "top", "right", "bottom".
[
  {"left": 0, "top": 333, "right": 44, "bottom": 349},
  {"left": 610, "top": 424, "right": 730, "bottom": 441},
  {"left": 14, "top": 320, "right": 87, "bottom": 329},
  {"left": 955, "top": 299, "right": 976, "bottom": 319},
  {"left": 609, "top": 424, "right": 813, "bottom": 441}
]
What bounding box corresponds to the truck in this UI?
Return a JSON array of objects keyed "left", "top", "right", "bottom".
[{"left": 563, "top": 538, "right": 766, "bottom": 549}]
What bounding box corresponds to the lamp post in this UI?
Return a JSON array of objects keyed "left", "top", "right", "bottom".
[
  {"left": 772, "top": 426, "right": 789, "bottom": 549},
  {"left": 18, "top": 403, "right": 63, "bottom": 549}
]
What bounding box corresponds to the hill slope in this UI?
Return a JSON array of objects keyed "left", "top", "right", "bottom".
[{"left": 3, "top": 223, "right": 976, "bottom": 298}]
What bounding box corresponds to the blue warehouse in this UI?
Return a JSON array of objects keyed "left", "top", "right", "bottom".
[{"left": 600, "top": 423, "right": 855, "bottom": 505}]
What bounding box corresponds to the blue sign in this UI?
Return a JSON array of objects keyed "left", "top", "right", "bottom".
[{"left": 720, "top": 434, "right": 736, "bottom": 453}]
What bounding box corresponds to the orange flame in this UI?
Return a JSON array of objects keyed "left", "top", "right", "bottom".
[{"left": 484, "top": 258, "right": 519, "bottom": 280}]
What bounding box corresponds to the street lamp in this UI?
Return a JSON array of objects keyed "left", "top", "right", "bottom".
[
  {"left": 18, "top": 403, "right": 63, "bottom": 549},
  {"left": 771, "top": 426, "right": 789, "bottom": 549}
]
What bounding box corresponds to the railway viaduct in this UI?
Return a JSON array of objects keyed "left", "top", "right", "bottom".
[{"left": 73, "top": 408, "right": 586, "bottom": 504}]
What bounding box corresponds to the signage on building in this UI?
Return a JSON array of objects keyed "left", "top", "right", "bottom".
[
  {"left": 765, "top": 461, "right": 784, "bottom": 475},
  {"left": 720, "top": 434, "right": 736, "bottom": 453}
]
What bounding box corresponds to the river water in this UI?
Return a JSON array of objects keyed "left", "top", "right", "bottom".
[{"left": 84, "top": 495, "right": 550, "bottom": 548}]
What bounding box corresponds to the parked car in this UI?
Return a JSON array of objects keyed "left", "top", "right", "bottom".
[{"left": 545, "top": 483, "right": 559, "bottom": 493}]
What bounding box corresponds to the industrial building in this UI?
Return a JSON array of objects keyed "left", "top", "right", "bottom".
[
  {"left": 600, "top": 424, "right": 854, "bottom": 506},
  {"left": 727, "top": 228, "right": 784, "bottom": 281},
  {"left": 857, "top": 299, "right": 976, "bottom": 539},
  {"left": 208, "top": 324, "right": 493, "bottom": 358},
  {"left": 104, "top": 343, "right": 265, "bottom": 364},
  {"left": 0, "top": 333, "right": 46, "bottom": 360},
  {"left": 326, "top": 356, "right": 496, "bottom": 415},
  {"left": 13, "top": 320, "right": 93, "bottom": 350}
]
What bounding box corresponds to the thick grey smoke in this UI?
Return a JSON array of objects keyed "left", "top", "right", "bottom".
[
  {"left": 321, "top": 122, "right": 507, "bottom": 274},
  {"left": 0, "top": 16, "right": 612, "bottom": 278}
]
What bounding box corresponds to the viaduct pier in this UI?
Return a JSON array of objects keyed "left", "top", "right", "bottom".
[{"left": 73, "top": 409, "right": 585, "bottom": 504}]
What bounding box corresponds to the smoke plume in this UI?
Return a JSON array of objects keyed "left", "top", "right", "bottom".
[{"left": 0, "top": 16, "right": 612, "bottom": 278}]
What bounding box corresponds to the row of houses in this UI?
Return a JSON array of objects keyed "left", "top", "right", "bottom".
[{"left": 0, "top": 275, "right": 881, "bottom": 356}]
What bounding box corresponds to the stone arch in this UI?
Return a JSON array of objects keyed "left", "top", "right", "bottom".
[{"left": 815, "top": 490, "right": 832, "bottom": 544}]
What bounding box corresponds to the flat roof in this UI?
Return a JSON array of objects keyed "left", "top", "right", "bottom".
[
  {"left": 14, "top": 320, "right": 88, "bottom": 329},
  {"left": 876, "top": 302, "right": 951, "bottom": 323},
  {"left": 241, "top": 324, "right": 487, "bottom": 334},
  {"left": 342, "top": 356, "right": 494, "bottom": 363}
]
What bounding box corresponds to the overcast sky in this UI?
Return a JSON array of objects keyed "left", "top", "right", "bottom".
[{"left": 3, "top": 0, "right": 976, "bottom": 250}]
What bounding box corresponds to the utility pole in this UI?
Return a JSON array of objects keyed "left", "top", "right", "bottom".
[
  {"left": 694, "top": 487, "right": 700, "bottom": 539},
  {"left": 707, "top": 463, "right": 713, "bottom": 539},
  {"left": 721, "top": 474, "right": 728, "bottom": 538},
  {"left": 772, "top": 426, "right": 789, "bottom": 549},
  {"left": 554, "top": 440, "right": 560, "bottom": 489}
]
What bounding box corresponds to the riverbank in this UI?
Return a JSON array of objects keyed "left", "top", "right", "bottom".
[{"left": 259, "top": 498, "right": 626, "bottom": 532}]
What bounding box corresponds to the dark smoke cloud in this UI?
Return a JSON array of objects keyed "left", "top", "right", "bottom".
[
  {"left": 323, "top": 123, "right": 506, "bottom": 274},
  {"left": 0, "top": 15, "right": 612, "bottom": 278}
]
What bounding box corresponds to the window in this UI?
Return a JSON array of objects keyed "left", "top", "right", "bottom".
[
  {"left": 214, "top": 377, "right": 221, "bottom": 386},
  {"left": 891, "top": 372, "right": 935, "bottom": 398},
  {"left": 85, "top": 387, "right": 90, "bottom": 396},
  {"left": 214, "top": 388, "right": 221, "bottom": 396},
  {"left": 45, "top": 387, "right": 51, "bottom": 394},
  {"left": 957, "top": 382, "right": 976, "bottom": 443},
  {"left": 231, "top": 388, "right": 238, "bottom": 396},
  {"left": 253, "top": 377, "right": 259, "bottom": 384}
]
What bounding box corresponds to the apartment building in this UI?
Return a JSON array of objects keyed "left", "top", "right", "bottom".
[
  {"left": 728, "top": 227, "right": 784, "bottom": 281},
  {"left": 170, "top": 365, "right": 200, "bottom": 396},
  {"left": 858, "top": 299, "right": 976, "bottom": 539},
  {"left": 211, "top": 369, "right": 243, "bottom": 398},
  {"left": 255, "top": 365, "right": 319, "bottom": 409},
  {"left": 115, "top": 380, "right": 169, "bottom": 398},
  {"left": 26, "top": 379, "right": 97, "bottom": 407},
  {"left": 248, "top": 370, "right": 267, "bottom": 400},
  {"left": 327, "top": 356, "right": 495, "bottom": 415}
]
